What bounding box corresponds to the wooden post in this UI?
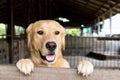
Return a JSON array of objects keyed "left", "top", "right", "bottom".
[
  {"left": 102, "top": 14, "right": 105, "bottom": 35},
  {"left": 97, "top": 17, "right": 100, "bottom": 35},
  {"left": 27, "top": 0, "right": 31, "bottom": 24},
  {"left": 6, "top": 0, "right": 15, "bottom": 63},
  {"left": 94, "top": 19, "right": 97, "bottom": 29},
  {"left": 109, "top": 8, "right": 112, "bottom": 36}
]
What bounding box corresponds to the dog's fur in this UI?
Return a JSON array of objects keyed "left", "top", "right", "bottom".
[{"left": 16, "top": 20, "right": 93, "bottom": 76}]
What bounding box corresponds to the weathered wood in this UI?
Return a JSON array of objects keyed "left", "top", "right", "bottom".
[
  {"left": 0, "top": 65, "right": 119, "bottom": 80},
  {"left": 7, "top": 0, "right": 15, "bottom": 63}
]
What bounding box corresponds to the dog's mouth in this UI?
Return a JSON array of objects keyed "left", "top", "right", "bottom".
[{"left": 39, "top": 51, "right": 56, "bottom": 62}]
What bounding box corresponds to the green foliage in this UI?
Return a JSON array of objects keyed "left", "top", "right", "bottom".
[
  {"left": 66, "top": 28, "right": 81, "bottom": 36},
  {"left": 0, "top": 24, "right": 6, "bottom": 38},
  {"left": 15, "top": 26, "right": 25, "bottom": 35},
  {"left": 0, "top": 24, "right": 6, "bottom": 35},
  {"left": 0, "top": 23, "right": 25, "bottom": 38}
]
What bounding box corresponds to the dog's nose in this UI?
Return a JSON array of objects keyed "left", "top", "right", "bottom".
[{"left": 46, "top": 42, "right": 57, "bottom": 51}]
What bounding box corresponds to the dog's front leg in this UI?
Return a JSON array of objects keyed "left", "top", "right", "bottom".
[
  {"left": 16, "top": 59, "right": 34, "bottom": 75},
  {"left": 77, "top": 60, "right": 94, "bottom": 77}
]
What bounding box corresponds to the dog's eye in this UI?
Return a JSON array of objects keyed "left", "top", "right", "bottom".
[
  {"left": 55, "top": 31, "right": 60, "bottom": 35},
  {"left": 37, "top": 31, "right": 43, "bottom": 35}
]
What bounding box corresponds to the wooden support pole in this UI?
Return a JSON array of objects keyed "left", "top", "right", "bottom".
[
  {"left": 94, "top": 19, "right": 97, "bottom": 30},
  {"left": 0, "top": 65, "right": 120, "bottom": 80},
  {"left": 102, "top": 14, "right": 105, "bottom": 27},
  {"left": 102, "top": 14, "right": 105, "bottom": 35},
  {"left": 6, "top": 0, "right": 15, "bottom": 63},
  {"left": 109, "top": 8, "right": 112, "bottom": 36},
  {"left": 27, "top": 0, "right": 31, "bottom": 24},
  {"left": 97, "top": 17, "right": 100, "bottom": 35}
]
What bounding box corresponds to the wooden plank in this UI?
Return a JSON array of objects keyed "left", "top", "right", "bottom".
[{"left": 0, "top": 65, "right": 119, "bottom": 80}]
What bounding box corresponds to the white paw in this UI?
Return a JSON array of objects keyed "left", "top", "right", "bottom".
[
  {"left": 77, "top": 60, "right": 94, "bottom": 77},
  {"left": 16, "top": 59, "right": 34, "bottom": 75}
]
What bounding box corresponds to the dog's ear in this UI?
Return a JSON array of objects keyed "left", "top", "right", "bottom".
[
  {"left": 61, "top": 28, "right": 65, "bottom": 51},
  {"left": 26, "top": 23, "right": 33, "bottom": 34},
  {"left": 26, "top": 23, "right": 33, "bottom": 51},
  {"left": 61, "top": 35, "right": 65, "bottom": 51}
]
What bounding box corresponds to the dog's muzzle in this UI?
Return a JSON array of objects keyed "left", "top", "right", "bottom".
[
  {"left": 39, "top": 42, "right": 57, "bottom": 62},
  {"left": 39, "top": 50, "right": 56, "bottom": 62}
]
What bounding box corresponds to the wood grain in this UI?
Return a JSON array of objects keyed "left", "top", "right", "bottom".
[{"left": 0, "top": 65, "right": 119, "bottom": 80}]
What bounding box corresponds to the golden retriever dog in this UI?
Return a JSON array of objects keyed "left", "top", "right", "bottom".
[{"left": 16, "top": 20, "right": 93, "bottom": 77}]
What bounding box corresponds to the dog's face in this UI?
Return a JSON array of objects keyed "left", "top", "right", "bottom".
[{"left": 26, "top": 20, "right": 65, "bottom": 64}]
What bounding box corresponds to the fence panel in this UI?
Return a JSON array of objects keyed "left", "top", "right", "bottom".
[{"left": 0, "top": 36, "right": 120, "bottom": 68}]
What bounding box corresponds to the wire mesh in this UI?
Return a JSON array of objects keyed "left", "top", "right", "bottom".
[{"left": 0, "top": 36, "right": 120, "bottom": 69}]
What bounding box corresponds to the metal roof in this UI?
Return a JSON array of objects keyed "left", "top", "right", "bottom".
[{"left": 0, "top": 0, "right": 120, "bottom": 27}]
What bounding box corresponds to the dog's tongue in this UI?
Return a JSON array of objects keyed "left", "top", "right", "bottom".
[{"left": 46, "top": 55, "right": 55, "bottom": 61}]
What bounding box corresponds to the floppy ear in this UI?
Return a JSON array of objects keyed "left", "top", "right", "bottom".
[
  {"left": 26, "top": 23, "right": 33, "bottom": 35},
  {"left": 26, "top": 23, "right": 33, "bottom": 52},
  {"left": 61, "top": 35, "right": 65, "bottom": 51},
  {"left": 61, "top": 28, "right": 65, "bottom": 51}
]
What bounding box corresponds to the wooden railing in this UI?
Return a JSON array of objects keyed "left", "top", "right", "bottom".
[{"left": 0, "top": 65, "right": 119, "bottom": 80}]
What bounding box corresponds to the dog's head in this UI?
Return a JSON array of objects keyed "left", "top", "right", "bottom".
[{"left": 26, "top": 20, "right": 65, "bottom": 64}]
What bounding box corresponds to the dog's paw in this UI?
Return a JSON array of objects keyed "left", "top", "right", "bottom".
[
  {"left": 77, "top": 60, "right": 94, "bottom": 77},
  {"left": 16, "top": 59, "right": 34, "bottom": 75}
]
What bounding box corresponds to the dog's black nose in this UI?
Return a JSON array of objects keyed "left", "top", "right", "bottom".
[{"left": 46, "top": 42, "right": 57, "bottom": 51}]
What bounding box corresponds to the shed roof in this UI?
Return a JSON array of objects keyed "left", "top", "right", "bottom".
[{"left": 0, "top": 0, "right": 120, "bottom": 27}]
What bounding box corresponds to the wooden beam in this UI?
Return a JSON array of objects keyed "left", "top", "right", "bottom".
[
  {"left": 6, "top": 0, "right": 15, "bottom": 63},
  {"left": 0, "top": 65, "right": 120, "bottom": 80}
]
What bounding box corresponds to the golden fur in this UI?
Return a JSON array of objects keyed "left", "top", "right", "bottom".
[
  {"left": 26, "top": 20, "right": 69, "bottom": 67},
  {"left": 16, "top": 20, "right": 93, "bottom": 76}
]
